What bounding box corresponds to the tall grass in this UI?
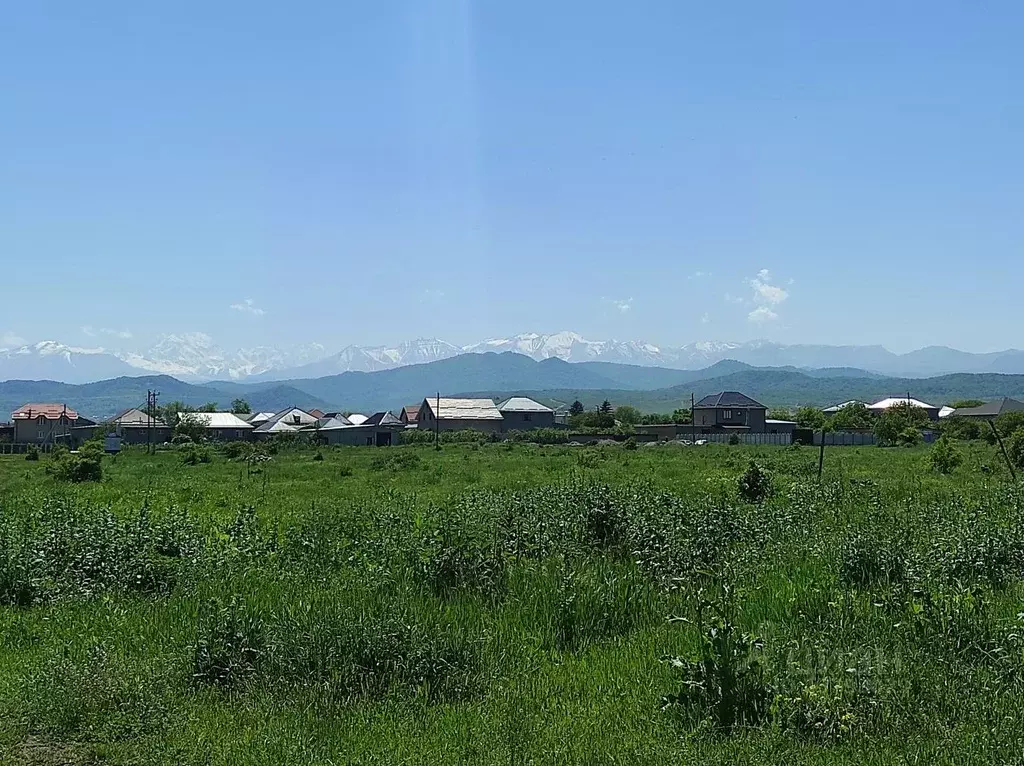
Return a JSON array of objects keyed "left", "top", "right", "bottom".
[{"left": 0, "top": 441, "right": 1022, "bottom": 764}]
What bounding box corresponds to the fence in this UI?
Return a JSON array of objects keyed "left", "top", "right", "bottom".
[
  {"left": 0, "top": 443, "right": 56, "bottom": 455},
  {"left": 812, "top": 431, "right": 877, "bottom": 446},
  {"left": 691, "top": 432, "right": 793, "bottom": 446}
]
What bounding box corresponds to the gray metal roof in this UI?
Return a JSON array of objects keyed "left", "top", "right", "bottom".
[
  {"left": 363, "top": 411, "right": 403, "bottom": 427},
  {"left": 498, "top": 397, "right": 553, "bottom": 413},
  {"left": 693, "top": 391, "right": 766, "bottom": 409},
  {"left": 254, "top": 407, "right": 318, "bottom": 432},
  {"left": 423, "top": 397, "right": 503, "bottom": 420},
  {"left": 953, "top": 398, "right": 1024, "bottom": 418}
]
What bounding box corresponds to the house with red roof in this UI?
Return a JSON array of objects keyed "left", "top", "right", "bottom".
[{"left": 11, "top": 403, "right": 90, "bottom": 445}]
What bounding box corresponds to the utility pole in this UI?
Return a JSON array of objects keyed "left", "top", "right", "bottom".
[
  {"left": 691, "top": 392, "right": 696, "bottom": 444},
  {"left": 435, "top": 391, "right": 441, "bottom": 450},
  {"left": 989, "top": 420, "right": 1018, "bottom": 482},
  {"left": 146, "top": 389, "right": 159, "bottom": 455}
]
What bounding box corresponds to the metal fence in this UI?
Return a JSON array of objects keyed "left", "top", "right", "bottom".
[
  {"left": 812, "top": 431, "right": 877, "bottom": 446},
  {"left": 693, "top": 432, "right": 793, "bottom": 446}
]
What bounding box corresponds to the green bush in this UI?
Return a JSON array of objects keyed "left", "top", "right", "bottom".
[
  {"left": 24, "top": 445, "right": 39, "bottom": 461},
  {"left": 738, "top": 461, "right": 773, "bottom": 503},
  {"left": 504, "top": 428, "right": 569, "bottom": 445},
  {"left": 728, "top": 433, "right": 741, "bottom": 446},
  {"left": 180, "top": 444, "right": 211, "bottom": 466},
  {"left": 1007, "top": 429, "right": 1024, "bottom": 470},
  {"left": 45, "top": 440, "right": 103, "bottom": 483},
  {"left": 929, "top": 438, "right": 962, "bottom": 474}
]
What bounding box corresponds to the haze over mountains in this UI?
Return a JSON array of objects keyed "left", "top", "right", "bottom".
[
  {"left": 3, "top": 331, "right": 1024, "bottom": 385},
  {"left": 4, "top": 352, "right": 1024, "bottom": 421}
]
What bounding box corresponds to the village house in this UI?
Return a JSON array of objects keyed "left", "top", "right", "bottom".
[
  {"left": 179, "top": 412, "right": 253, "bottom": 441},
  {"left": 952, "top": 397, "right": 1024, "bottom": 419},
  {"left": 315, "top": 411, "right": 404, "bottom": 446},
  {"left": 11, "top": 403, "right": 91, "bottom": 444},
  {"left": 498, "top": 397, "right": 555, "bottom": 431},
  {"left": 252, "top": 407, "right": 319, "bottom": 439},
  {"left": 399, "top": 404, "right": 420, "bottom": 425},
  {"left": 867, "top": 397, "right": 940, "bottom": 421},
  {"left": 70, "top": 407, "right": 171, "bottom": 447},
  {"left": 692, "top": 392, "right": 767, "bottom": 433},
  {"left": 416, "top": 397, "right": 504, "bottom": 433}
]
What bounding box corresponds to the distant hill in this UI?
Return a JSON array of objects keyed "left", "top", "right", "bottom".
[
  {"left": 6, "top": 353, "right": 1024, "bottom": 420},
  {"left": 0, "top": 375, "right": 333, "bottom": 420}
]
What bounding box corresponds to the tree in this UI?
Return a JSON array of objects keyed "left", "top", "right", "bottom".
[
  {"left": 874, "top": 403, "right": 929, "bottom": 447},
  {"left": 829, "top": 402, "right": 873, "bottom": 431},
  {"left": 614, "top": 405, "right": 641, "bottom": 425},
  {"left": 929, "top": 437, "right": 962, "bottom": 474},
  {"left": 795, "top": 406, "right": 826, "bottom": 430},
  {"left": 569, "top": 400, "right": 585, "bottom": 417},
  {"left": 175, "top": 412, "right": 209, "bottom": 444},
  {"left": 159, "top": 401, "right": 192, "bottom": 429},
  {"left": 1007, "top": 429, "right": 1024, "bottom": 470},
  {"left": 768, "top": 407, "right": 792, "bottom": 421},
  {"left": 599, "top": 400, "right": 613, "bottom": 414},
  {"left": 199, "top": 402, "right": 218, "bottom": 413},
  {"left": 950, "top": 399, "right": 984, "bottom": 410},
  {"left": 231, "top": 398, "right": 251, "bottom": 415},
  {"left": 939, "top": 415, "right": 982, "bottom": 441}
]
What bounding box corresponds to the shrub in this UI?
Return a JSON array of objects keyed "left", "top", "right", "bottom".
[
  {"left": 623, "top": 436, "right": 638, "bottom": 451},
  {"left": 662, "top": 593, "right": 769, "bottom": 732},
  {"left": 728, "top": 433, "right": 741, "bottom": 446},
  {"left": 45, "top": 440, "right": 103, "bottom": 483},
  {"left": 737, "top": 461, "right": 773, "bottom": 504},
  {"left": 312, "top": 450, "right": 324, "bottom": 462},
  {"left": 24, "top": 445, "right": 39, "bottom": 461},
  {"left": 369, "top": 451, "right": 421, "bottom": 472},
  {"left": 180, "top": 444, "right": 211, "bottom": 466},
  {"left": 929, "top": 437, "right": 962, "bottom": 474},
  {"left": 1007, "top": 429, "right": 1024, "bottom": 470},
  {"left": 220, "top": 441, "right": 250, "bottom": 460}
]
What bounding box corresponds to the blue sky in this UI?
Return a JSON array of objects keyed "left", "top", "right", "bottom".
[{"left": 2, "top": 2, "right": 1022, "bottom": 354}]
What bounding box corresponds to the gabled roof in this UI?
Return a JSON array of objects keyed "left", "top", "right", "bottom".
[
  {"left": 247, "top": 411, "right": 275, "bottom": 425},
  {"left": 308, "top": 409, "right": 325, "bottom": 419},
  {"left": 953, "top": 398, "right": 1024, "bottom": 418},
  {"left": 363, "top": 411, "right": 403, "bottom": 427},
  {"left": 867, "top": 397, "right": 937, "bottom": 411},
  {"left": 315, "top": 416, "right": 352, "bottom": 430},
  {"left": 347, "top": 413, "right": 368, "bottom": 425},
  {"left": 12, "top": 403, "right": 79, "bottom": 420},
  {"left": 179, "top": 412, "right": 253, "bottom": 429},
  {"left": 253, "top": 407, "right": 318, "bottom": 433},
  {"left": 693, "top": 392, "right": 766, "bottom": 409},
  {"left": 822, "top": 400, "right": 866, "bottom": 413},
  {"left": 498, "top": 397, "right": 553, "bottom": 413},
  {"left": 938, "top": 405, "right": 956, "bottom": 418},
  {"left": 401, "top": 404, "right": 421, "bottom": 420},
  {"left": 111, "top": 407, "right": 165, "bottom": 427},
  {"left": 422, "top": 397, "right": 503, "bottom": 420}
]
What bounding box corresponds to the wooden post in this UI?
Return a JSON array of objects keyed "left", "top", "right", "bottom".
[
  {"left": 817, "top": 428, "right": 826, "bottom": 481},
  {"left": 989, "top": 420, "right": 1018, "bottom": 482},
  {"left": 690, "top": 392, "right": 696, "bottom": 444},
  {"left": 435, "top": 391, "right": 441, "bottom": 450}
]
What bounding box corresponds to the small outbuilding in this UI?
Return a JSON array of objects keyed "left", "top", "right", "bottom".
[
  {"left": 179, "top": 412, "right": 254, "bottom": 441},
  {"left": 498, "top": 397, "right": 555, "bottom": 431},
  {"left": 416, "top": 397, "right": 504, "bottom": 433}
]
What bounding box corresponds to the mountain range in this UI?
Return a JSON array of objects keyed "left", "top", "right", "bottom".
[
  {"left": 5, "top": 352, "right": 1024, "bottom": 421},
  {"left": 3, "top": 331, "right": 1024, "bottom": 385}
]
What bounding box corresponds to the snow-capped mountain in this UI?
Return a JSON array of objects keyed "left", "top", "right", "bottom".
[
  {"left": 5, "top": 330, "right": 1024, "bottom": 384},
  {"left": 270, "top": 338, "right": 462, "bottom": 378},
  {"left": 0, "top": 334, "right": 330, "bottom": 383}
]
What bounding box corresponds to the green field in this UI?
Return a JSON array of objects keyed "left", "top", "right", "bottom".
[{"left": 2, "top": 440, "right": 1023, "bottom": 764}]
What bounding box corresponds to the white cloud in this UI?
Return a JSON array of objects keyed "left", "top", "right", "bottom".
[
  {"left": 80, "top": 325, "right": 97, "bottom": 337},
  {"left": 700, "top": 312, "right": 711, "bottom": 324},
  {"left": 749, "top": 280, "right": 789, "bottom": 305},
  {"left": 757, "top": 268, "right": 771, "bottom": 281},
  {"left": 230, "top": 298, "right": 266, "bottom": 316},
  {"left": 748, "top": 306, "right": 779, "bottom": 324},
  {"left": 611, "top": 297, "right": 633, "bottom": 313},
  {"left": 2, "top": 330, "right": 26, "bottom": 347},
  {"left": 724, "top": 293, "right": 745, "bottom": 305},
  {"left": 688, "top": 270, "right": 710, "bottom": 280},
  {"left": 101, "top": 328, "right": 132, "bottom": 339}
]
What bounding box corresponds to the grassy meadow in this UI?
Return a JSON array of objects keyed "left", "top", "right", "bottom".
[{"left": 1, "top": 439, "right": 1023, "bottom": 764}]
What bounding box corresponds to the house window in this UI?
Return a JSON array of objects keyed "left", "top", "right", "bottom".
[
  {"left": 37, "top": 416, "right": 45, "bottom": 425},
  {"left": 723, "top": 410, "right": 732, "bottom": 419},
  {"left": 523, "top": 413, "right": 532, "bottom": 422},
  {"left": 365, "top": 436, "right": 373, "bottom": 446}
]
